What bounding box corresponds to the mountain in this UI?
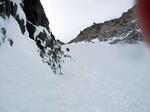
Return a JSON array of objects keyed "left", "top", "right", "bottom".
[
  {"left": 69, "top": 7, "right": 143, "bottom": 44},
  {"left": 0, "top": 0, "right": 64, "bottom": 73}
]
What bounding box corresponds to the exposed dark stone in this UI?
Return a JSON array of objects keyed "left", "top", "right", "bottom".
[
  {"left": 36, "top": 31, "right": 47, "bottom": 43},
  {"left": 23, "top": 0, "right": 49, "bottom": 30},
  {"left": 0, "top": 1, "right": 6, "bottom": 18},
  {"left": 1, "top": 27, "right": 6, "bottom": 42},
  {"left": 66, "top": 48, "right": 70, "bottom": 52},
  {"left": 36, "top": 39, "right": 44, "bottom": 50},
  {"left": 26, "top": 22, "right": 36, "bottom": 40},
  {"left": 0, "top": 2, "right": 4, "bottom": 12},
  {"left": 56, "top": 39, "right": 65, "bottom": 45},
  {"left": 10, "top": 2, "right": 17, "bottom": 18},
  {"left": 16, "top": 15, "right": 26, "bottom": 34},
  {"left": 8, "top": 39, "right": 13, "bottom": 46},
  {"left": 1, "top": 27, "right": 6, "bottom": 35},
  {"left": 110, "top": 39, "right": 122, "bottom": 45},
  {"left": 5, "top": 0, "right": 11, "bottom": 17}
]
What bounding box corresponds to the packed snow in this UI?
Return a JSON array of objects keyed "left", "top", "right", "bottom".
[{"left": 1, "top": 40, "right": 150, "bottom": 112}]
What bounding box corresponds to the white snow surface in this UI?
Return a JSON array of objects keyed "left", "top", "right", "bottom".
[{"left": 1, "top": 40, "right": 150, "bottom": 112}]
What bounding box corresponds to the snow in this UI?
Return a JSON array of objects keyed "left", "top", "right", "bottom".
[
  {"left": 1, "top": 40, "right": 150, "bottom": 112},
  {"left": 131, "top": 19, "right": 137, "bottom": 23},
  {"left": 0, "top": 12, "right": 53, "bottom": 112},
  {"left": 91, "top": 38, "right": 99, "bottom": 43}
]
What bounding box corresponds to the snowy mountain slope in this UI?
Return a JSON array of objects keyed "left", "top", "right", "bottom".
[
  {"left": 69, "top": 7, "right": 143, "bottom": 44},
  {"left": 1, "top": 41, "right": 150, "bottom": 112},
  {"left": 0, "top": 0, "right": 64, "bottom": 73}
]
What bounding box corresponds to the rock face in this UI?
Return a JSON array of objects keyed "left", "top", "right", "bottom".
[
  {"left": 0, "top": 0, "right": 64, "bottom": 73},
  {"left": 69, "top": 7, "right": 143, "bottom": 44},
  {"left": 23, "top": 0, "right": 49, "bottom": 30}
]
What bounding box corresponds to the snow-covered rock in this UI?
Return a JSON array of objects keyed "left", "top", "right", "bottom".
[
  {"left": 0, "top": 0, "right": 64, "bottom": 73},
  {"left": 69, "top": 7, "right": 143, "bottom": 44}
]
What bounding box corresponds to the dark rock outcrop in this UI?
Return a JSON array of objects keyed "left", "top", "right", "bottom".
[
  {"left": 69, "top": 7, "right": 143, "bottom": 44},
  {"left": 56, "top": 39, "right": 65, "bottom": 45},
  {"left": 23, "top": 0, "right": 49, "bottom": 30}
]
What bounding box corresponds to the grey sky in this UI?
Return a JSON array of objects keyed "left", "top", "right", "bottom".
[{"left": 41, "top": 0, "right": 135, "bottom": 42}]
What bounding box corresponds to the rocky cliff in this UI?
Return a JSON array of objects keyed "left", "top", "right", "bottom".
[
  {"left": 0, "top": 0, "right": 64, "bottom": 73},
  {"left": 69, "top": 7, "right": 143, "bottom": 44}
]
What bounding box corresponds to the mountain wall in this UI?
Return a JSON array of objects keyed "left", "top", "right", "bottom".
[
  {"left": 69, "top": 7, "right": 143, "bottom": 44},
  {"left": 0, "top": 0, "right": 64, "bottom": 73}
]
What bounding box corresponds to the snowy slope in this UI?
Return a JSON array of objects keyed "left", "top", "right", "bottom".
[{"left": 1, "top": 41, "right": 150, "bottom": 112}]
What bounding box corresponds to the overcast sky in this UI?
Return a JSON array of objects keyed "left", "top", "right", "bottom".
[{"left": 41, "top": 0, "right": 135, "bottom": 42}]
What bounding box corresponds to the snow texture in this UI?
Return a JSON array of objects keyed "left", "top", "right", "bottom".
[{"left": 1, "top": 41, "right": 150, "bottom": 112}]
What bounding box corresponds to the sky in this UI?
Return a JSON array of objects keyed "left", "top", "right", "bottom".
[{"left": 41, "top": 0, "right": 135, "bottom": 43}]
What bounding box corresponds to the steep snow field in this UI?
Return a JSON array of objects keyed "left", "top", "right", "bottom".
[{"left": 1, "top": 40, "right": 150, "bottom": 112}]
